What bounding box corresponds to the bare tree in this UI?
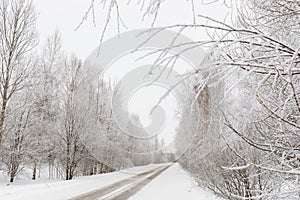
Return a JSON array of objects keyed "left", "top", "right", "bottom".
[
  {"left": 2, "top": 89, "right": 34, "bottom": 182},
  {"left": 59, "top": 57, "right": 86, "bottom": 180},
  {"left": 171, "top": 0, "right": 300, "bottom": 199},
  {"left": 30, "top": 30, "right": 64, "bottom": 180},
  {"left": 0, "top": 0, "right": 38, "bottom": 145}
]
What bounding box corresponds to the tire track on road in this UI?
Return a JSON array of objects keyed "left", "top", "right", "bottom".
[
  {"left": 68, "top": 164, "right": 172, "bottom": 200},
  {"left": 108, "top": 164, "right": 171, "bottom": 200}
]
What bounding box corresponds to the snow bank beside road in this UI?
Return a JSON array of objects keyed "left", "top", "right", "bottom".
[{"left": 129, "top": 163, "right": 222, "bottom": 200}]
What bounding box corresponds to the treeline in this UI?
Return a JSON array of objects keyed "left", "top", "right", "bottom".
[
  {"left": 0, "top": 0, "right": 165, "bottom": 183},
  {"left": 175, "top": 0, "right": 300, "bottom": 199}
]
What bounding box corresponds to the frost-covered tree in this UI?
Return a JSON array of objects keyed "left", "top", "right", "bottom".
[
  {"left": 1, "top": 88, "right": 35, "bottom": 182},
  {"left": 29, "top": 31, "right": 64, "bottom": 180},
  {"left": 0, "top": 0, "right": 38, "bottom": 183},
  {"left": 0, "top": 0, "right": 38, "bottom": 145},
  {"left": 58, "top": 57, "right": 85, "bottom": 180},
  {"left": 172, "top": 0, "right": 300, "bottom": 199}
]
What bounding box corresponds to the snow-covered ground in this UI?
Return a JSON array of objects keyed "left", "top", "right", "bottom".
[
  {"left": 0, "top": 163, "right": 221, "bottom": 200},
  {"left": 129, "top": 163, "right": 221, "bottom": 200},
  {"left": 0, "top": 164, "right": 164, "bottom": 200}
]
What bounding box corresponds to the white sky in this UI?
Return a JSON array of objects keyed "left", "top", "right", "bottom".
[
  {"left": 33, "top": 0, "right": 230, "bottom": 59},
  {"left": 103, "top": 49, "right": 194, "bottom": 145},
  {"left": 32, "top": 0, "right": 230, "bottom": 147}
]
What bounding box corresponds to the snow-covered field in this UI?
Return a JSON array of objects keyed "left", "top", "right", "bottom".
[{"left": 0, "top": 163, "right": 221, "bottom": 200}]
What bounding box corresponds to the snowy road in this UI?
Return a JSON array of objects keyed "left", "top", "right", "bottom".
[
  {"left": 68, "top": 164, "right": 172, "bottom": 200},
  {"left": 0, "top": 163, "right": 221, "bottom": 200}
]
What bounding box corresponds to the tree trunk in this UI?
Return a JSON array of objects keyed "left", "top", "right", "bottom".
[
  {"left": 32, "top": 160, "right": 37, "bottom": 180},
  {"left": 0, "top": 87, "right": 8, "bottom": 145},
  {"left": 10, "top": 171, "right": 15, "bottom": 183}
]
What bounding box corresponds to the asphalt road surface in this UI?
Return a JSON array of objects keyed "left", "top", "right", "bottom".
[{"left": 68, "top": 164, "right": 172, "bottom": 200}]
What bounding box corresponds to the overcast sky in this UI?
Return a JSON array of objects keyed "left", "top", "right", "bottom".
[
  {"left": 33, "top": 0, "right": 230, "bottom": 59},
  {"left": 32, "top": 0, "right": 229, "bottom": 147}
]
